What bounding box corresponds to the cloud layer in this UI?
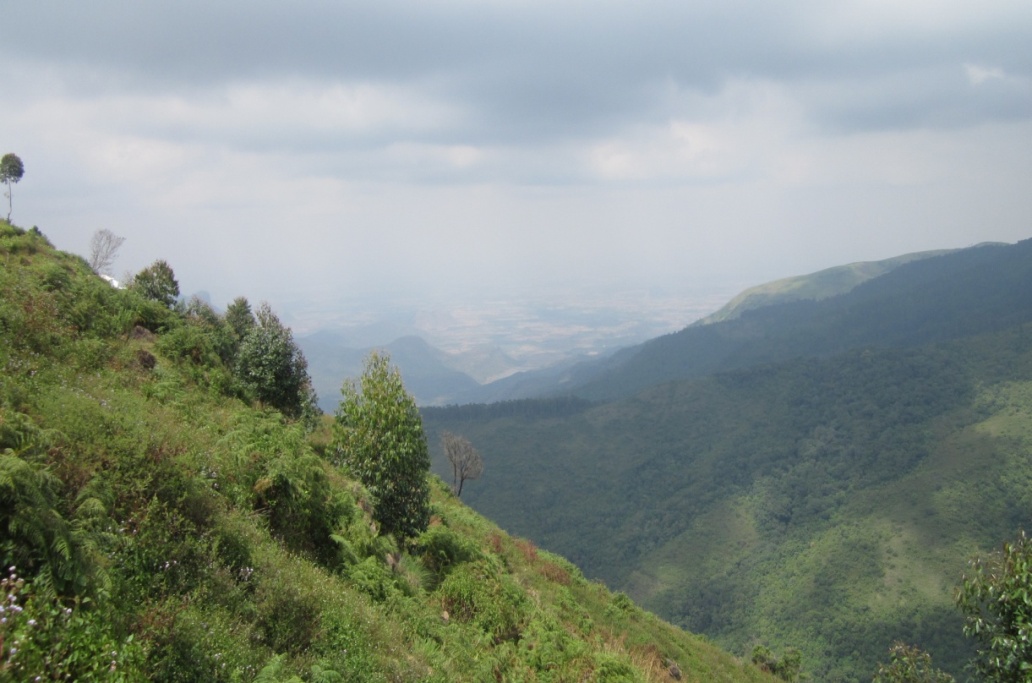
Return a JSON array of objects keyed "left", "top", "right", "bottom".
[{"left": 3, "top": 1, "right": 1031, "bottom": 321}]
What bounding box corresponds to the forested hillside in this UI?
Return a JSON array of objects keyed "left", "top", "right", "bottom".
[
  {"left": 423, "top": 239, "right": 1032, "bottom": 681},
  {"left": 564, "top": 241, "right": 1032, "bottom": 401},
  {"left": 0, "top": 221, "right": 776, "bottom": 682}
]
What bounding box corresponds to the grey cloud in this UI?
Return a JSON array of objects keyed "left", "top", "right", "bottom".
[{"left": 9, "top": 1, "right": 1030, "bottom": 149}]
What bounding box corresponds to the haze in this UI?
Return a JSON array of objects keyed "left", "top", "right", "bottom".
[{"left": 3, "top": 1, "right": 1031, "bottom": 339}]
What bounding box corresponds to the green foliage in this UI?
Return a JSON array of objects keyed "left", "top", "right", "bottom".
[
  {"left": 0, "top": 225, "right": 781, "bottom": 683},
  {"left": 333, "top": 351, "right": 431, "bottom": 543},
  {"left": 417, "top": 523, "right": 481, "bottom": 588},
  {"left": 439, "top": 559, "right": 529, "bottom": 643},
  {"left": 752, "top": 645, "right": 804, "bottom": 682},
  {"left": 129, "top": 259, "right": 180, "bottom": 308},
  {"left": 1, "top": 568, "right": 145, "bottom": 681},
  {"left": 224, "top": 296, "right": 256, "bottom": 342},
  {"left": 236, "top": 302, "right": 316, "bottom": 419},
  {"left": 956, "top": 530, "right": 1032, "bottom": 682},
  {"left": 0, "top": 453, "right": 101, "bottom": 597},
  {"left": 873, "top": 643, "right": 954, "bottom": 683},
  {"left": 254, "top": 448, "right": 356, "bottom": 568}
]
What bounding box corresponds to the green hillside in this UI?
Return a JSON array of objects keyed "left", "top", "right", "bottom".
[
  {"left": 423, "top": 241, "right": 1032, "bottom": 681},
  {"left": 0, "top": 221, "right": 775, "bottom": 682},
  {"left": 694, "top": 248, "right": 957, "bottom": 325}
]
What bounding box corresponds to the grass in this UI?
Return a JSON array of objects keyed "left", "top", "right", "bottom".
[{"left": 1, "top": 219, "right": 777, "bottom": 682}]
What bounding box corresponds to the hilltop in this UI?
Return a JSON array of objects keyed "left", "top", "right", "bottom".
[{"left": 0, "top": 220, "right": 775, "bottom": 682}]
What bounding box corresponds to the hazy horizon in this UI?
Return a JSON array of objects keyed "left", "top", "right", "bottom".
[{"left": 3, "top": 2, "right": 1030, "bottom": 331}]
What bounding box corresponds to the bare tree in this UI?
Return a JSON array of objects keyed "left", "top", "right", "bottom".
[
  {"left": 88, "top": 229, "right": 125, "bottom": 275},
  {"left": 441, "top": 431, "right": 483, "bottom": 497}
]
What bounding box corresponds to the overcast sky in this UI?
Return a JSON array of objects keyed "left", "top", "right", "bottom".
[{"left": 3, "top": 1, "right": 1031, "bottom": 324}]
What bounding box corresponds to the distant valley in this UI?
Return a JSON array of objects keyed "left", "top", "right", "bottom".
[{"left": 297, "top": 287, "right": 735, "bottom": 409}]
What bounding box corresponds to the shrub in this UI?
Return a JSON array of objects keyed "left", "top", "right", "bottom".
[
  {"left": 417, "top": 524, "right": 481, "bottom": 588},
  {"left": 439, "top": 561, "right": 528, "bottom": 644}
]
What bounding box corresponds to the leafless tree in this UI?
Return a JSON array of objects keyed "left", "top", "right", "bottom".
[
  {"left": 88, "top": 229, "right": 125, "bottom": 275},
  {"left": 441, "top": 431, "right": 483, "bottom": 497}
]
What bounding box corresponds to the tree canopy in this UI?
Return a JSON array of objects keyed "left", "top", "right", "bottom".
[
  {"left": 956, "top": 530, "right": 1032, "bottom": 682},
  {"left": 332, "top": 351, "right": 431, "bottom": 543},
  {"left": 235, "top": 302, "right": 315, "bottom": 420},
  {"left": 129, "top": 259, "right": 180, "bottom": 308}
]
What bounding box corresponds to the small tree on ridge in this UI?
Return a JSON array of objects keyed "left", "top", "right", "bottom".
[
  {"left": 129, "top": 259, "right": 180, "bottom": 308},
  {"left": 1, "top": 153, "right": 25, "bottom": 222}
]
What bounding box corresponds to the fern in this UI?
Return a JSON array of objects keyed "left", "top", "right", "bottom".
[{"left": 0, "top": 454, "right": 98, "bottom": 597}]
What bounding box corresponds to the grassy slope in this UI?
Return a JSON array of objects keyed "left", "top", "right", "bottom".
[{"left": 0, "top": 221, "right": 773, "bottom": 682}]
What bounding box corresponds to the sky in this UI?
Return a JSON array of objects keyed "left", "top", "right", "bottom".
[{"left": 2, "top": 1, "right": 1031, "bottom": 332}]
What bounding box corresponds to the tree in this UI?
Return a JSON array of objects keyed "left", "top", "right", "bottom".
[
  {"left": 873, "top": 643, "right": 954, "bottom": 683},
  {"left": 235, "top": 302, "right": 316, "bottom": 419},
  {"left": 441, "top": 431, "right": 483, "bottom": 497},
  {"left": 956, "top": 530, "right": 1032, "bottom": 682},
  {"left": 332, "top": 351, "right": 430, "bottom": 543},
  {"left": 224, "top": 296, "right": 256, "bottom": 342},
  {"left": 129, "top": 259, "right": 180, "bottom": 308},
  {"left": 87, "top": 229, "right": 125, "bottom": 275},
  {"left": 1, "top": 153, "right": 25, "bottom": 222}
]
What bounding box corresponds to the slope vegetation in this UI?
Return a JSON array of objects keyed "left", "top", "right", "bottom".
[
  {"left": 0, "top": 221, "right": 774, "bottom": 682},
  {"left": 423, "top": 239, "right": 1032, "bottom": 681}
]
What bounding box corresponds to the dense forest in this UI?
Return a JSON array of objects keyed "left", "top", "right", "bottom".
[
  {"left": 423, "top": 240, "right": 1032, "bottom": 681},
  {"left": 0, "top": 220, "right": 778, "bottom": 681}
]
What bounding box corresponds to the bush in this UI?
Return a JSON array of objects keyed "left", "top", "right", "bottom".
[
  {"left": 439, "top": 561, "right": 528, "bottom": 643},
  {"left": 1, "top": 568, "right": 146, "bottom": 682},
  {"left": 417, "top": 524, "right": 481, "bottom": 588}
]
